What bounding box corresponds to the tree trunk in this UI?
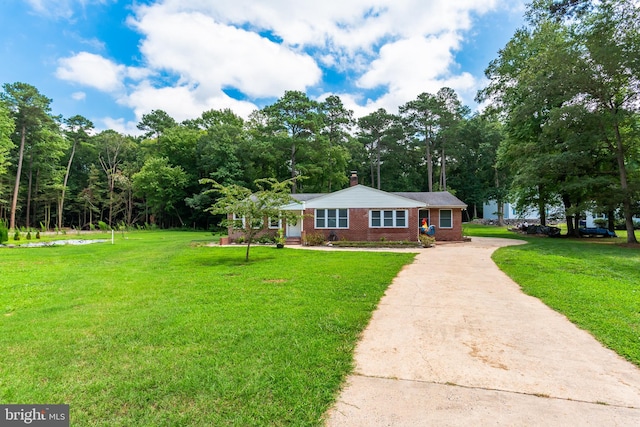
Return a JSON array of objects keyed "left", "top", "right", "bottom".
[
  {"left": 566, "top": 215, "right": 574, "bottom": 236},
  {"left": 26, "top": 153, "right": 33, "bottom": 229},
  {"left": 34, "top": 168, "right": 40, "bottom": 228},
  {"left": 497, "top": 200, "right": 505, "bottom": 226},
  {"left": 9, "top": 124, "right": 27, "bottom": 230},
  {"left": 538, "top": 198, "right": 546, "bottom": 226},
  {"left": 376, "top": 137, "right": 381, "bottom": 189},
  {"left": 613, "top": 121, "right": 638, "bottom": 243},
  {"left": 607, "top": 210, "right": 615, "bottom": 232},
  {"left": 562, "top": 194, "right": 579, "bottom": 237},
  {"left": 291, "top": 143, "right": 297, "bottom": 194},
  {"left": 440, "top": 145, "right": 446, "bottom": 191},
  {"left": 58, "top": 140, "right": 78, "bottom": 229},
  {"left": 370, "top": 152, "right": 375, "bottom": 188},
  {"left": 426, "top": 133, "right": 433, "bottom": 192}
]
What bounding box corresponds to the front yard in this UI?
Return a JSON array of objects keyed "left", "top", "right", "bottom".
[{"left": 0, "top": 231, "right": 415, "bottom": 426}]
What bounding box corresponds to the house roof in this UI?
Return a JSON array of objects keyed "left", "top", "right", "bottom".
[
  {"left": 283, "top": 186, "right": 467, "bottom": 210},
  {"left": 393, "top": 191, "right": 468, "bottom": 209}
]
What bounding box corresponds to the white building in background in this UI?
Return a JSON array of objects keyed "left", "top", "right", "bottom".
[
  {"left": 483, "top": 201, "right": 638, "bottom": 227},
  {"left": 482, "top": 200, "right": 541, "bottom": 221}
]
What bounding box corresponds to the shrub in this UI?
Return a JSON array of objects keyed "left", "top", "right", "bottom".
[
  {"left": 36, "top": 231, "right": 40, "bottom": 239},
  {"left": 98, "top": 221, "right": 109, "bottom": 231},
  {"left": 0, "top": 220, "right": 8, "bottom": 244},
  {"left": 419, "top": 235, "right": 436, "bottom": 248},
  {"left": 614, "top": 219, "right": 640, "bottom": 230},
  {"left": 26, "top": 231, "right": 32, "bottom": 240},
  {"left": 593, "top": 219, "right": 607, "bottom": 228},
  {"left": 14, "top": 230, "right": 20, "bottom": 241},
  {"left": 303, "top": 232, "right": 326, "bottom": 246},
  {"left": 257, "top": 234, "right": 275, "bottom": 244}
]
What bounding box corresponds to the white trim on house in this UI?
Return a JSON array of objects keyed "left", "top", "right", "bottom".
[
  {"left": 369, "top": 209, "right": 408, "bottom": 228},
  {"left": 315, "top": 208, "right": 349, "bottom": 229},
  {"left": 439, "top": 209, "right": 453, "bottom": 229},
  {"left": 268, "top": 217, "right": 281, "bottom": 229}
]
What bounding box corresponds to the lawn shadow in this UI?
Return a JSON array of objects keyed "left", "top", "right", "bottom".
[{"left": 192, "top": 246, "right": 279, "bottom": 267}]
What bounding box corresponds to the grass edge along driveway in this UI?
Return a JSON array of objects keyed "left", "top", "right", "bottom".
[{"left": 465, "top": 224, "right": 640, "bottom": 368}]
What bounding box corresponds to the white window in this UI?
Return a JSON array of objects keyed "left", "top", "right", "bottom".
[
  {"left": 232, "top": 214, "right": 263, "bottom": 229},
  {"left": 315, "top": 209, "right": 349, "bottom": 229},
  {"left": 268, "top": 217, "right": 281, "bottom": 229},
  {"left": 370, "top": 210, "right": 408, "bottom": 228},
  {"left": 439, "top": 209, "right": 453, "bottom": 229}
]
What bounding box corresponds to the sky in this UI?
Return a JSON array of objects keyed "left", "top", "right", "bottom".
[{"left": 0, "top": 0, "right": 526, "bottom": 135}]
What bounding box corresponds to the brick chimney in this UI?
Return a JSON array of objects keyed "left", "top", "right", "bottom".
[{"left": 350, "top": 171, "right": 358, "bottom": 187}]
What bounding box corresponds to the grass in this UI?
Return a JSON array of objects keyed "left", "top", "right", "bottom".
[
  {"left": 0, "top": 231, "right": 416, "bottom": 426},
  {"left": 465, "top": 223, "right": 640, "bottom": 366}
]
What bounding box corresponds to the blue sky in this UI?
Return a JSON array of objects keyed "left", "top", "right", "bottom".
[{"left": 1, "top": 0, "right": 525, "bottom": 134}]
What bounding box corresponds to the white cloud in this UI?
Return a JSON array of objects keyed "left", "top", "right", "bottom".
[
  {"left": 71, "top": 91, "right": 86, "bottom": 101},
  {"left": 121, "top": 0, "right": 513, "bottom": 118},
  {"left": 100, "top": 116, "right": 141, "bottom": 136},
  {"left": 56, "top": 52, "right": 125, "bottom": 92},
  {"left": 53, "top": 0, "right": 525, "bottom": 123},
  {"left": 130, "top": 8, "right": 321, "bottom": 98},
  {"left": 121, "top": 81, "right": 258, "bottom": 124},
  {"left": 56, "top": 52, "right": 149, "bottom": 93},
  {"left": 26, "top": 0, "right": 113, "bottom": 19}
]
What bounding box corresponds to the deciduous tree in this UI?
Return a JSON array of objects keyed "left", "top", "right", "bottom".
[{"left": 201, "top": 177, "right": 298, "bottom": 261}]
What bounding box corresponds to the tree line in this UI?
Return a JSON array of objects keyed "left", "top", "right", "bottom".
[
  {"left": 0, "top": 85, "right": 503, "bottom": 232},
  {"left": 0, "top": 0, "right": 638, "bottom": 243}
]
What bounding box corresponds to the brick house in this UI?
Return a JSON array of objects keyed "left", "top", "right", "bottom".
[{"left": 227, "top": 174, "right": 468, "bottom": 244}]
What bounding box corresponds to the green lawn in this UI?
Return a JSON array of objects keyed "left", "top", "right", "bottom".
[
  {"left": 0, "top": 231, "right": 416, "bottom": 426},
  {"left": 465, "top": 223, "right": 640, "bottom": 366}
]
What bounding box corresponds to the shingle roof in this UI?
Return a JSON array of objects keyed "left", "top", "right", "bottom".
[
  {"left": 392, "top": 191, "right": 467, "bottom": 208},
  {"left": 288, "top": 187, "right": 466, "bottom": 209}
]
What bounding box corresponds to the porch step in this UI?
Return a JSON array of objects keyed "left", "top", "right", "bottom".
[{"left": 285, "top": 237, "right": 302, "bottom": 245}]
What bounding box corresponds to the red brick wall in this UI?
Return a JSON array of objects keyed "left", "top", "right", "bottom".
[
  {"left": 427, "top": 208, "right": 464, "bottom": 241},
  {"left": 227, "top": 208, "right": 465, "bottom": 243},
  {"left": 301, "top": 208, "right": 464, "bottom": 242},
  {"left": 226, "top": 214, "right": 279, "bottom": 242}
]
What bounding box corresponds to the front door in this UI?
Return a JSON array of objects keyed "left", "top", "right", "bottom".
[{"left": 286, "top": 212, "right": 302, "bottom": 237}]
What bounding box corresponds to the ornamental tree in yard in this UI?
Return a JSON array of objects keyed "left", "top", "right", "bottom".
[{"left": 201, "top": 177, "right": 299, "bottom": 261}]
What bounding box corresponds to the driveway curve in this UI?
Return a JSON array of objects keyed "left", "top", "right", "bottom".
[{"left": 323, "top": 237, "right": 640, "bottom": 426}]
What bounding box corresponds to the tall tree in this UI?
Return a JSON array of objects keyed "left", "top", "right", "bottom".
[
  {"left": 319, "top": 95, "right": 353, "bottom": 191},
  {"left": 357, "top": 108, "right": 394, "bottom": 190},
  {"left": 447, "top": 115, "right": 505, "bottom": 220},
  {"left": 58, "top": 115, "right": 93, "bottom": 229},
  {"left": 483, "top": 0, "right": 639, "bottom": 242},
  {"left": 133, "top": 157, "right": 188, "bottom": 227},
  {"left": 95, "top": 130, "right": 133, "bottom": 227},
  {"left": 195, "top": 109, "right": 245, "bottom": 185},
  {"left": 569, "top": 0, "right": 640, "bottom": 243},
  {"left": 0, "top": 82, "right": 55, "bottom": 230},
  {"left": 433, "top": 88, "right": 470, "bottom": 191},
  {"left": 0, "top": 101, "right": 15, "bottom": 179},
  {"left": 137, "top": 109, "right": 177, "bottom": 143},
  {"left": 262, "top": 91, "right": 320, "bottom": 193},
  {"left": 27, "top": 123, "right": 67, "bottom": 228},
  {"left": 400, "top": 93, "right": 441, "bottom": 192}
]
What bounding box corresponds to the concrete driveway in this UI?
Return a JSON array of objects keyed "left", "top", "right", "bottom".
[{"left": 323, "top": 237, "right": 640, "bottom": 426}]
